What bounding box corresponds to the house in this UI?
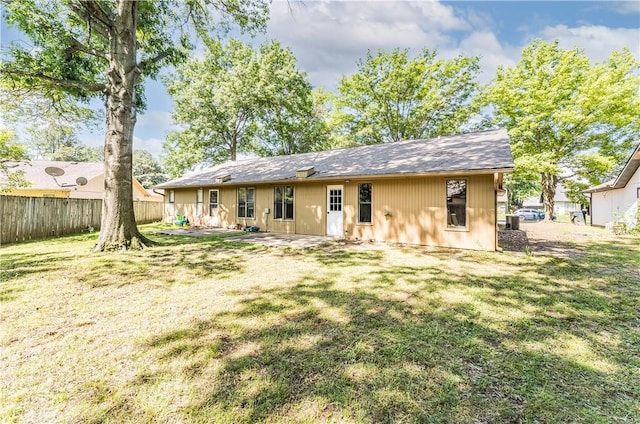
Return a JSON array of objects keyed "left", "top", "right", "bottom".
[
  {"left": 522, "top": 184, "right": 582, "bottom": 215},
  {"left": 497, "top": 191, "right": 508, "bottom": 215},
  {"left": 156, "top": 129, "right": 514, "bottom": 250},
  {"left": 584, "top": 142, "right": 640, "bottom": 228},
  {"left": 2, "top": 160, "right": 162, "bottom": 202}
]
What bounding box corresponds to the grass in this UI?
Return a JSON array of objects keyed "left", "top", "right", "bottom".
[{"left": 1, "top": 224, "right": 639, "bottom": 423}]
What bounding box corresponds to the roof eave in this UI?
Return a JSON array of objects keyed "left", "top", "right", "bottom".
[{"left": 154, "top": 167, "right": 514, "bottom": 189}]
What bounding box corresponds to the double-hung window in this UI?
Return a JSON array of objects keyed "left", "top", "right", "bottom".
[
  {"left": 196, "top": 188, "right": 204, "bottom": 216},
  {"left": 358, "top": 183, "right": 372, "bottom": 223},
  {"left": 209, "top": 190, "right": 219, "bottom": 215},
  {"left": 238, "top": 187, "right": 255, "bottom": 218},
  {"left": 274, "top": 186, "right": 294, "bottom": 220},
  {"left": 446, "top": 179, "right": 467, "bottom": 228}
]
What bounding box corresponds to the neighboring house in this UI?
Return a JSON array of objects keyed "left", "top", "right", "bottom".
[
  {"left": 497, "top": 191, "right": 508, "bottom": 215},
  {"left": 522, "top": 184, "right": 582, "bottom": 215},
  {"left": 157, "top": 129, "right": 514, "bottom": 251},
  {"left": 584, "top": 142, "right": 640, "bottom": 228},
  {"left": 2, "top": 160, "right": 162, "bottom": 202}
]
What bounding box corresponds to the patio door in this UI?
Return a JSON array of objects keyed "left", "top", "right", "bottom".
[
  {"left": 209, "top": 189, "right": 220, "bottom": 227},
  {"left": 326, "top": 185, "right": 343, "bottom": 237}
]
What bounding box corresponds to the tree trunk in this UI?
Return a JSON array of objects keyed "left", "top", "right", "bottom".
[
  {"left": 94, "top": 1, "right": 153, "bottom": 251},
  {"left": 541, "top": 172, "right": 558, "bottom": 222},
  {"left": 230, "top": 135, "right": 237, "bottom": 161}
]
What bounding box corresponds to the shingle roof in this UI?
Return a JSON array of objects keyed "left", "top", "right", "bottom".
[
  {"left": 157, "top": 129, "right": 514, "bottom": 189},
  {"left": 584, "top": 142, "right": 640, "bottom": 193},
  {"left": 3, "top": 160, "right": 103, "bottom": 190}
]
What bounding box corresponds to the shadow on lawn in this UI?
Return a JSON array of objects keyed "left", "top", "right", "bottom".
[
  {"left": 74, "top": 241, "right": 251, "bottom": 288},
  {"left": 5, "top": 230, "right": 638, "bottom": 422},
  {"left": 105, "top": 249, "right": 640, "bottom": 423},
  {"left": 0, "top": 248, "right": 77, "bottom": 284}
]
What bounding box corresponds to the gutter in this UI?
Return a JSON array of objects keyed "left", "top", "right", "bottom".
[{"left": 156, "top": 167, "right": 515, "bottom": 190}]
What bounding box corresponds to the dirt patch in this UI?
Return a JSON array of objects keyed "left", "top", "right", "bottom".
[
  {"left": 498, "top": 229, "right": 529, "bottom": 252},
  {"left": 499, "top": 221, "right": 613, "bottom": 257}
]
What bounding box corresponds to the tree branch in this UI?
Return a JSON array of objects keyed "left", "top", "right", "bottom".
[
  {"left": 79, "top": 0, "right": 114, "bottom": 30},
  {"left": 67, "top": 0, "right": 112, "bottom": 38},
  {"left": 138, "top": 51, "right": 173, "bottom": 73},
  {"left": 66, "top": 36, "right": 109, "bottom": 61},
  {"left": 2, "top": 68, "right": 106, "bottom": 93}
]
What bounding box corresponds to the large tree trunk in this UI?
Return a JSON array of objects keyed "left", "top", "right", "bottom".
[
  {"left": 94, "top": 1, "right": 153, "bottom": 251},
  {"left": 541, "top": 172, "right": 558, "bottom": 222}
]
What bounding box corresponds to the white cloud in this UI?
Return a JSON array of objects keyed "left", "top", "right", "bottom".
[
  {"left": 133, "top": 110, "right": 177, "bottom": 157},
  {"left": 456, "top": 31, "right": 519, "bottom": 83},
  {"left": 133, "top": 136, "right": 165, "bottom": 158},
  {"left": 610, "top": 1, "right": 640, "bottom": 15},
  {"left": 539, "top": 25, "right": 640, "bottom": 63},
  {"left": 265, "top": 0, "right": 468, "bottom": 89},
  {"left": 136, "top": 110, "right": 175, "bottom": 129},
  {"left": 79, "top": 132, "right": 104, "bottom": 148}
]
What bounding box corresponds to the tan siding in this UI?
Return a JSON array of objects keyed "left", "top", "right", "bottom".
[
  {"left": 348, "top": 175, "right": 496, "bottom": 250},
  {"left": 253, "top": 185, "right": 269, "bottom": 230},
  {"left": 72, "top": 176, "right": 103, "bottom": 199},
  {"left": 172, "top": 189, "right": 197, "bottom": 223},
  {"left": 215, "top": 187, "right": 234, "bottom": 228},
  {"left": 294, "top": 183, "right": 325, "bottom": 235},
  {"left": 165, "top": 175, "right": 497, "bottom": 250},
  {"left": 269, "top": 220, "right": 296, "bottom": 234}
]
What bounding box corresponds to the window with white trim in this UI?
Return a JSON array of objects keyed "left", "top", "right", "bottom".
[
  {"left": 446, "top": 179, "right": 467, "bottom": 228},
  {"left": 274, "top": 186, "right": 294, "bottom": 220},
  {"left": 358, "top": 183, "right": 372, "bottom": 223},
  {"left": 168, "top": 190, "right": 175, "bottom": 204},
  {"left": 209, "top": 190, "right": 219, "bottom": 215},
  {"left": 196, "top": 188, "right": 203, "bottom": 216},
  {"left": 238, "top": 187, "right": 255, "bottom": 218}
]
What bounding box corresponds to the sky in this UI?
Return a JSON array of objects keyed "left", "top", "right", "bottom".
[{"left": 2, "top": 1, "right": 639, "bottom": 159}]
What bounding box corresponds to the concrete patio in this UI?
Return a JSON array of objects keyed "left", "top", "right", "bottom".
[{"left": 156, "top": 227, "right": 334, "bottom": 248}]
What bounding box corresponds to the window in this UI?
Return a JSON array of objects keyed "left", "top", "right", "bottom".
[
  {"left": 329, "top": 189, "right": 342, "bottom": 211},
  {"left": 358, "top": 183, "right": 372, "bottom": 223},
  {"left": 238, "top": 187, "right": 255, "bottom": 218},
  {"left": 168, "top": 190, "right": 175, "bottom": 204},
  {"left": 209, "top": 190, "right": 219, "bottom": 215},
  {"left": 274, "top": 186, "right": 294, "bottom": 220},
  {"left": 446, "top": 179, "right": 467, "bottom": 228},
  {"left": 196, "top": 188, "right": 203, "bottom": 216}
]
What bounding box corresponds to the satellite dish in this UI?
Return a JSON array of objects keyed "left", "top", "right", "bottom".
[
  {"left": 45, "top": 166, "right": 65, "bottom": 177},
  {"left": 76, "top": 177, "right": 88, "bottom": 186}
]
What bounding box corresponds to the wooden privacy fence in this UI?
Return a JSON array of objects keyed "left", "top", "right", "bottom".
[{"left": 0, "top": 196, "right": 163, "bottom": 245}]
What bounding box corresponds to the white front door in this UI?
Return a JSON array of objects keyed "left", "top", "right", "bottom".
[
  {"left": 208, "top": 189, "right": 220, "bottom": 227},
  {"left": 326, "top": 185, "right": 343, "bottom": 237}
]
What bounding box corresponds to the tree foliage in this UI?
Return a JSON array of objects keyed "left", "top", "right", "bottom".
[
  {"left": 24, "top": 118, "right": 96, "bottom": 162},
  {"left": 163, "top": 38, "right": 324, "bottom": 177},
  {"left": 484, "top": 39, "right": 640, "bottom": 219},
  {"left": 503, "top": 159, "right": 542, "bottom": 211},
  {"left": 1, "top": 0, "right": 269, "bottom": 250},
  {"left": 0, "top": 129, "right": 30, "bottom": 192},
  {"left": 133, "top": 150, "right": 167, "bottom": 189},
  {"left": 335, "top": 48, "right": 481, "bottom": 145},
  {"left": 253, "top": 43, "right": 329, "bottom": 157}
]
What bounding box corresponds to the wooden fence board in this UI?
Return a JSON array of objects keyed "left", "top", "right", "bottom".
[{"left": 0, "top": 196, "right": 163, "bottom": 245}]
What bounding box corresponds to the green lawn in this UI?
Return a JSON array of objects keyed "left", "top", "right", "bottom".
[{"left": 1, "top": 225, "right": 639, "bottom": 423}]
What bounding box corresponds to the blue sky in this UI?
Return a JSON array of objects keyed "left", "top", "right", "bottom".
[{"left": 2, "top": 1, "right": 639, "bottom": 158}]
